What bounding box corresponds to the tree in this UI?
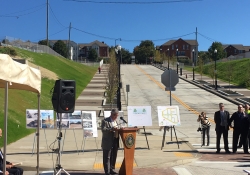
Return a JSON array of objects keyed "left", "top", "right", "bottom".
[
  {"left": 226, "top": 61, "right": 234, "bottom": 91},
  {"left": 197, "top": 56, "right": 204, "bottom": 80},
  {"left": 208, "top": 42, "right": 227, "bottom": 61},
  {"left": 88, "top": 48, "right": 98, "bottom": 61},
  {"left": 105, "top": 50, "right": 118, "bottom": 108},
  {"left": 38, "top": 40, "right": 48, "bottom": 46},
  {"left": 121, "top": 48, "right": 131, "bottom": 64},
  {"left": 207, "top": 59, "right": 215, "bottom": 85},
  {"left": 154, "top": 50, "right": 161, "bottom": 63},
  {"left": 53, "top": 40, "right": 67, "bottom": 58},
  {"left": 133, "top": 40, "right": 154, "bottom": 64}
]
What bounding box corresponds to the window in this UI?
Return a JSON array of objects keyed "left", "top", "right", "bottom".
[
  {"left": 172, "top": 44, "right": 174, "bottom": 50},
  {"left": 186, "top": 45, "right": 189, "bottom": 50},
  {"left": 176, "top": 45, "right": 178, "bottom": 49},
  {"left": 183, "top": 45, "right": 185, "bottom": 50},
  {"left": 235, "top": 49, "right": 237, "bottom": 53}
]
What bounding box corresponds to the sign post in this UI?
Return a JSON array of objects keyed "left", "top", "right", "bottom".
[{"left": 161, "top": 68, "right": 179, "bottom": 149}]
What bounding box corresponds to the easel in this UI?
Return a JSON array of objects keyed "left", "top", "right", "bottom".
[
  {"left": 161, "top": 69, "right": 180, "bottom": 150},
  {"left": 31, "top": 129, "right": 50, "bottom": 156},
  {"left": 143, "top": 126, "right": 150, "bottom": 150},
  {"left": 81, "top": 128, "right": 99, "bottom": 154},
  {"left": 61, "top": 128, "right": 79, "bottom": 155}
]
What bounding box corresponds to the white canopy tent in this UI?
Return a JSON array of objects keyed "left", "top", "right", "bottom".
[{"left": 0, "top": 54, "right": 41, "bottom": 174}]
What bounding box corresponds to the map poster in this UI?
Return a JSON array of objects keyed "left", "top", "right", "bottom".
[
  {"left": 82, "top": 111, "right": 98, "bottom": 137},
  {"left": 157, "top": 106, "right": 181, "bottom": 126},
  {"left": 127, "top": 106, "right": 152, "bottom": 127}
]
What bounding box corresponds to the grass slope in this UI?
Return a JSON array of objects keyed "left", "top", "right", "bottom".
[
  {"left": 190, "top": 58, "right": 250, "bottom": 88},
  {"left": 0, "top": 47, "right": 97, "bottom": 147}
]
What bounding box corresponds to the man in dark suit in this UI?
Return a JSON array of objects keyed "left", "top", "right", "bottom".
[
  {"left": 0, "top": 128, "right": 23, "bottom": 175},
  {"left": 101, "top": 109, "right": 120, "bottom": 175},
  {"left": 214, "top": 103, "right": 231, "bottom": 153},
  {"left": 229, "top": 104, "right": 247, "bottom": 153}
]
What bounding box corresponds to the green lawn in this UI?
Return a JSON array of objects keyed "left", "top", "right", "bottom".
[
  {"left": 189, "top": 58, "right": 250, "bottom": 88},
  {"left": 0, "top": 47, "right": 97, "bottom": 146}
]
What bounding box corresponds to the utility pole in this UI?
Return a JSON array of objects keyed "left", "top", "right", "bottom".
[
  {"left": 46, "top": 0, "right": 49, "bottom": 46},
  {"left": 195, "top": 27, "right": 198, "bottom": 66},
  {"left": 68, "top": 22, "right": 71, "bottom": 60}
]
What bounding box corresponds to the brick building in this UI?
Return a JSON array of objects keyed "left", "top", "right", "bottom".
[{"left": 159, "top": 38, "right": 198, "bottom": 63}]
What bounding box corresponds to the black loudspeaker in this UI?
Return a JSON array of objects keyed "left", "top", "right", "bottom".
[{"left": 52, "top": 80, "right": 76, "bottom": 113}]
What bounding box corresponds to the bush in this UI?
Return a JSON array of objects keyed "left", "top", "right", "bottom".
[{"left": 0, "top": 46, "right": 17, "bottom": 56}]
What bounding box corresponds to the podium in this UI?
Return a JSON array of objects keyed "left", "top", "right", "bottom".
[{"left": 118, "top": 127, "right": 138, "bottom": 175}]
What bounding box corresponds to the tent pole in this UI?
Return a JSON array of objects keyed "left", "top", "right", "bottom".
[
  {"left": 37, "top": 94, "right": 41, "bottom": 175},
  {"left": 3, "top": 82, "right": 8, "bottom": 175}
]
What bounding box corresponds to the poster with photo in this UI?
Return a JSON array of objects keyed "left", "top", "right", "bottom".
[
  {"left": 127, "top": 106, "right": 152, "bottom": 127},
  {"left": 41, "top": 110, "right": 54, "bottom": 129},
  {"left": 26, "top": 109, "right": 40, "bottom": 129},
  {"left": 26, "top": 109, "right": 54, "bottom": 129},
  {"left": 82, "top": 111, "right": 98, "bottom": 137},
  {"left": 157, "top": 106, "right": 181, "bottom": 126},
  {"left": 56, "top": 111, "right": 82, "bottom": 129}
]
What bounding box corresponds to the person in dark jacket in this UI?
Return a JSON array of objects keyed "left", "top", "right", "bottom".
[
  {"left": 229, "top": 104, "right": 247, "bottom": 153},
  {"left": 214, "top": 103, "right": 231, "bottom": 153},
  {"left": 101, "top": 109, "right": 120, "bottom": 175}
]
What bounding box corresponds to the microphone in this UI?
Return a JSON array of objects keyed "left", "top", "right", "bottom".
[{"left": 120, "top": 117, "right": 127, "bottom": 124}]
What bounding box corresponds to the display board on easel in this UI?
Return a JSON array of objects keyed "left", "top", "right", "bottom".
[
  {"left": 127, "top": 106, "right": 152, "bottom": 150},
  {"left": 56, "top": 110, "right": 82, "bottom": 129},
  {"left": 157, "top": 106, "right": 181, "bottom": 126},
  {"left": 127, "top": 106, "right": 152, "bottom": 127},
  {"left": 82, "top": 111, "right": 98, "bottom": 137},
  {"left": 26, "top": 109, "right": 54, "bottom": 129}
]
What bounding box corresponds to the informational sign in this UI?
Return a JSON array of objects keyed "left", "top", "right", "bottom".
[
  {"left": 82, "top": 111, "right": 98, "bottom": 137},
  {"left": 57, "top": 110, "right": 82, "bottom": 129},
  {"left": 127, "top": 106, "right": 152, "bottom": 127},
  {"left": 26, "top": 109, "right": 54, "bottom": 129},
  {"left": 157, "top": 106, "right": 181, "bottom": 126}
]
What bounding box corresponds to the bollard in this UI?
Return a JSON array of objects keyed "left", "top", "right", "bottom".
[
  {"left": 186, "top": 74, "right": 187, "bottom": 79},
  {"left": 180, "top": 68, "right": 182, "bottom": 76}
]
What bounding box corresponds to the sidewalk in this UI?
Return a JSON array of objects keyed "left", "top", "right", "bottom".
[{"left": 4, "top": 64, "right": 199, "bottom": 175}]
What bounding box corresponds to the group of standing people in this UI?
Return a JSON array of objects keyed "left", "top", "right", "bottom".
[{"left": 197, "top": 103, "right": 250, "bottom": 154}]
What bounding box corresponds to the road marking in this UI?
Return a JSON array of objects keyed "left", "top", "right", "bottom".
[
  {"left": 173, "top": 167, "right": 192, "bottom": 175},
  {"left": 93, "top": 162, "right": 137, "bottom": 169},
  {"left": 135, "top": 65, "right": 215, "bottom": 124},
  {"left": 195, "top": 161, "right": 240, "bottom": 164},
  {"left": 174, "top": 152, "right": 193, "bottom": 157}
]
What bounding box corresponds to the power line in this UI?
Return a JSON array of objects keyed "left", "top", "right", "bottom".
[
  {"left": 72, "top": 26, "right": 195, "bottom": 43},
  {"left": 0, "top": 4, "right": 46, "bottom": 18},
  {"left": 49, "top": 4, "right": 66, "bottom": 28},
  {"left": 64, "top": 0, "right": 201, "bottom": 4},
  {"left": 35, "top": 27, "right": 69, "bottom": 42},
  {"left": 197, "top": 32, "right": 217, "bottom": 42}
]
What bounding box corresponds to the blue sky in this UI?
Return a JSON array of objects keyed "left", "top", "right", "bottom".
[{"left": 0, "top": 0, "right": 250, "bottom": 52}]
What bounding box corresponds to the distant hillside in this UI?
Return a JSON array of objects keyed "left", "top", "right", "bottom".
[{"left": 0, "top": 47, "right": 98, "bottom": 146}]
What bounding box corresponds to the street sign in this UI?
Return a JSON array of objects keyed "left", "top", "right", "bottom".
[{"left": 161, "top": 69, "right": 179, "bottom": 90}]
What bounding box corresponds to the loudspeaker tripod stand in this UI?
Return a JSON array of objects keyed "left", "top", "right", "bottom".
[{"left": 54, "top": 113, "right": 70, "bottom": 175}]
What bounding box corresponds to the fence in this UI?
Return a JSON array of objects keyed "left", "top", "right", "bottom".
[{"left": 1, "top": 36, "right": 64, "bottom": 58}]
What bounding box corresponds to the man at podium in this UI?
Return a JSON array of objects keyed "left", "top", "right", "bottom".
[{"left": 101, "top": 108, "right": 120, "bottom": 175}]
